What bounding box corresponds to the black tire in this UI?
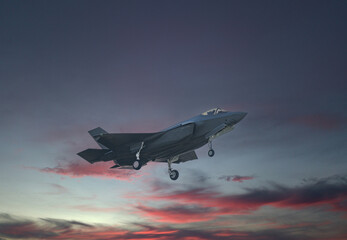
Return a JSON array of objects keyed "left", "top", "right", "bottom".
[
  {"left": 208, "top": 149, "right": 215, "bottom": 157},
  {"left": 169, "top": 170, "right": 179, "bottom": 180},
  {"left": 132, "top": 160, "right": 142, "bottom": 170}
]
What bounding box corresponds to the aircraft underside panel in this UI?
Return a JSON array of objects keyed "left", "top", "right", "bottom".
[
  {"left": 154, "top": 150, "right": 198, "bottom": 163},
  {"left": 206, "top": 124, "right": 235, "bottom": 140},
  {"left": 148, "top": 136, "right": 207, "bottom": 160}
]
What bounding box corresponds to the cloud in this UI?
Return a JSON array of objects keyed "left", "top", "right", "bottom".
[
  {"left": 0, "top": 214, "right": 53, "bottom": 239},
  {"left": 46, "top": 184, "right": 69, "bottom": 195},
  {"left": 0, "top": 213, "right": 320, "bottom": 240},
  {"left": 136, "top": 204, "right": 217, "bottom": 223},
  {"left": 72, "top": 205, "right": 119, "bottom": 213},
  {"left": 40, "top": 218, "right": 93, "bottom": 229},
  {"left": 29, "top": 161, "right": 140, "bottom": 181},
  {"left": 219, "top": 175, "right": 254, "bottom": 182},
  {"left": 1, "top": 213, "right": 347, "bottom": 240},
  {"left": 132, "top": 175, "right": 347, "bottom": 224}
]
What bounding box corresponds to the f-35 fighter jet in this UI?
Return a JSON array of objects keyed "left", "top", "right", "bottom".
[{"left": 77, "top": 108, "right": 247, "bottom": 180}]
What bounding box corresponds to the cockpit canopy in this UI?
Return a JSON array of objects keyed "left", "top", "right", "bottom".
[{"left": 201, "top": 108, "right": 227, "bottom": 116}]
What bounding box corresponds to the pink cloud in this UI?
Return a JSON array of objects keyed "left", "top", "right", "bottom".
[
  {"left": 136, "top": 204, "right": 217, "bottom": 223},
  {"left": 149, "top": 185, "right": 347, "bottom": 214},
  {"left": 142, "top": 187, "right": 260, "bottom": 215},
  {"left": 131, "top": 176, "right": 347, "bottom": 224},
  {"left": 29, "top": 161, "right": 140, "bottom": 181},
  {"left": 219, "top": 175, "right": 254, "bottom": 182}
]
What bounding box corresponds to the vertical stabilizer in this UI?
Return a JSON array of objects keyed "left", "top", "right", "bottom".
[{"left": 88, "top": 127, "right": 108, "bottom": 149}]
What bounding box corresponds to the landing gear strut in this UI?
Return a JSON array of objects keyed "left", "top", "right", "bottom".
[
  {"left": 208, "top": 140, "right": 215, "bottom": 157},
  {"left": 168, "top": 159, "right": 179, "bottom": 180},
  {"left": 133, "top": 142, "right": 144, "bottom": 170},
  {"left": 136, "top": 142, "right": 144, "bottom": 160}
]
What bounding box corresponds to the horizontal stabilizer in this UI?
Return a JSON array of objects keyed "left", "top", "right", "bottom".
[{"left": 77, "top": 148, "right": 110, "bottom": 164}]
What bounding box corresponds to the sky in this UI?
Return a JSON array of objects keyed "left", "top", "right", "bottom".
[{"left": 0, "top": 0, "right": 346, "bottom": 239}]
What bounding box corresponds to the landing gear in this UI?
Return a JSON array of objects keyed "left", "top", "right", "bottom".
[
  {"left": 132, "top": 160, "right": 142, "bottom": 170},
  {"left": 208, "top": 140, "right": 215, "bottom": 157},
  {"left": 167, "top": 159, "right": 179, "bottom": 181},
  {"left": 208, "top": 149, "right": 215, "bottom": 157},
  {"left": 136, "top": 142, "right": 144, "bottom": 160},
  {"left": 133, "top": 142, "right": 145, "bottom": 170},
  {"left": 169, "top": 170, "right": 179, "bottom": 180}
]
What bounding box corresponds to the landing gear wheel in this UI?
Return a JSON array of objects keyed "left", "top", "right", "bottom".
[
  {"left": 169, "top": 170, "right": 179, "bottom": 180},
  {"left": 208, "top": 149, "right": 215, "bottom": 157},
  {"left": 132, "top": 160, "right": 142, "bottom": 170}
]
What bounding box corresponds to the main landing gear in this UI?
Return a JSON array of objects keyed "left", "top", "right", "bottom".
[
  {"left": 133, "top": 142, "right": 144, "bottom": 170},
  {"left": 132, "top": 160, "right": 142, "bottom": 170},
  {"left": 208, "top": 140, "right": 215, "bottom": 157},
  {"left": 168, "top": 159, "right": 179, "bottom": 181}
]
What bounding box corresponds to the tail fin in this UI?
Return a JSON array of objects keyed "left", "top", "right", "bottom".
[{"left": 88, "top": 127, "right": 108, "bottom": 149}]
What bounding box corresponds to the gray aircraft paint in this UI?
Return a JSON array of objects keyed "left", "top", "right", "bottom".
[{"left": 77, "top": 108, "right": 247, "bottom": 180}]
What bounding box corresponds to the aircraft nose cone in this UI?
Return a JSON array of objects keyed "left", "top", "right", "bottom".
[
  {"left": 234, "top": 112, "right": 247, "bottom": 123},
  {"left": 239, "top": 112, "right": 247, "bottom": 119}
]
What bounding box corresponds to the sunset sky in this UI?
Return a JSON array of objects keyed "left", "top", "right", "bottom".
[{"left": 0, "top": 0, "right": 346, "bottom": 239}]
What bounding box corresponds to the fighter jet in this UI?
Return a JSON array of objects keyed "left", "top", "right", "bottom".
[{"left": 77, "top": 108, "right": 247, "bottom": 180}]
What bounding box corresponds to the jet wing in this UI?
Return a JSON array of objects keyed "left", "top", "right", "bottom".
[{"left": 97, "top": 132, "right": 161, "bottom": 150}]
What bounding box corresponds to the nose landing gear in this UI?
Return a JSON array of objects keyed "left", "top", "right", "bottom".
[
  {"left": 208, "top": 149, "right": 215, "bottom": 157},
  {"left": 208, "top": 140, "right": 215, "bottom": 157}
]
